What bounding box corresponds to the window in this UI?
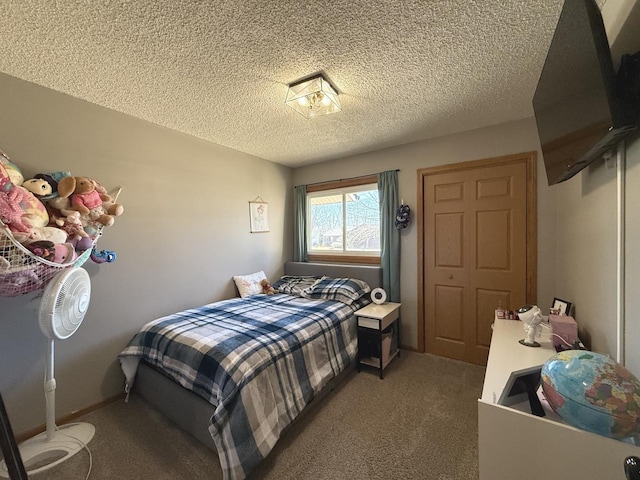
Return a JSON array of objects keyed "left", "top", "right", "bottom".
[{"left": 307, "top": 179, "right": 380, "bottom": 263}]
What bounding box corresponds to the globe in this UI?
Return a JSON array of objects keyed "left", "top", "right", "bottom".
[{"left": 541, "top": 350, "right": 640, "bottom": 440}]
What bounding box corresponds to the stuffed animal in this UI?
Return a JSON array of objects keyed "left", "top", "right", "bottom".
[
  {"left": 71, "top": 234, "right": 94, "bottom": 252},
  {"left": 260, "top": 279, "right": 277, "bottom": 295},
  {"left": 52, "top": 243, "right": 77, "bottom": 264},
  {"left": 0, "top": 269, "right": 42, "bottom": 296},
  {"left": 46, "top": 195, "right": 77, "bottom": 225},
  {"left": 92, "top": 181, "right": 123, "bottom": 218},
  {"left": 0, "top": 186, "right": 50, "bottom": 234},
  {"left": 70, "top": 224, "right": 102, "bottom": 252},
  {"left": 0, "top": 161, "right": 49, "bottom": 235},
  {"left": 0, "top": 188, "right": 32, "bottom": 233},
  {"left": 58, "top": 176, "right": 123, "bottom": 227},
  {"left": 22, "top": 172, "right": 70, "bottom": 201},
  {"left": 26, "top": 241, "right": 76, "bottom": 264},
  {"left": 22, "top": 177, "right": 54, "bottom": 199},
  {"left": 57, "top": 211, "right": 88, "bottom": 242},
  {"left": 0, "top": 232, "right": 29, "bottom": 271},
  {"left": 13, "top": 225, "right": 68, "bottom": 245},
  {"left": 25, "top": 240, "right": 56, "bottom": 261},
  {"left": 91, "top": 248, "right": 116, "bottom": 263},
  {"left": 0, "top": 150, "right": 24, "bottom": 188}
]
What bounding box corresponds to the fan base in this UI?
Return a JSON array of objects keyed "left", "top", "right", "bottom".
[{"left": 0, "top": 422, "right": 95, "bottom": 477}]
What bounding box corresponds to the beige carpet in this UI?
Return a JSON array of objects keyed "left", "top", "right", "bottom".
[{"left": 28, "top": 351, "right": 486, "bottom": 480}]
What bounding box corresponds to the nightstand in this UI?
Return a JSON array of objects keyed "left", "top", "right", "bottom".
[{"left": 355, "top": 302, "right": 401, "bottom": 378}]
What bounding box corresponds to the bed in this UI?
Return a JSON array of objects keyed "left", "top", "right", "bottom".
[{"left": 119, "top": 261, "right": 381, "bottom": 480}]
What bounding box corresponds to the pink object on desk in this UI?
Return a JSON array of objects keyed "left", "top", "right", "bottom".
[{"left": 549, "top": 314, "right": 578, "bottom": 348}]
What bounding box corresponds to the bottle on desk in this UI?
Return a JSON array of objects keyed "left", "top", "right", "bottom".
[{"left": 496, "top": 301, "right": 506, "bottom": 319}]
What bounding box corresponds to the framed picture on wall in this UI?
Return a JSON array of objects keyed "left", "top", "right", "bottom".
[
  {"left": 551, "top": 297, "right": 572, "bottom": 316},
  {"left": 249, "top": 201, "right": 269, "bottom": 233}
]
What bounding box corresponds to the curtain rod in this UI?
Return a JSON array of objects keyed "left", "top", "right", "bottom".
[{"left": 295, "top": 169, "right": 400, "bottom": 189}]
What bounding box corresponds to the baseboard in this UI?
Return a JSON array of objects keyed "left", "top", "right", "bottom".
[{"left": 401, "top": 345, "right": 419, "bottom": 353}]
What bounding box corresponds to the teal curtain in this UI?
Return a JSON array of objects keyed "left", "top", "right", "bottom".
[
  {"left": 293, "top": 185, "right": 307, "bottom": 262},
  {"left": 378, "top": 170, "right": 400, "bottom": 302}
]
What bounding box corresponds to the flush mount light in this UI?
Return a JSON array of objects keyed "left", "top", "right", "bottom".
[{"left": 285, "top": 75, "right": 341, "bottom": 118}]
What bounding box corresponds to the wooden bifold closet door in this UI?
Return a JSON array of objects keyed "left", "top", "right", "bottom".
[{"left": 418, "top": 152, "right": 537, "bottom": 366}]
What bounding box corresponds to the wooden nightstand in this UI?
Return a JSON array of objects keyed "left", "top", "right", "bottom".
[{"left": 355, "top": 302, "right": 401, "bottom": 378}]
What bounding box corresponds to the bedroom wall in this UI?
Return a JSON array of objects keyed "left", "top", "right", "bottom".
[
  {"left": 624, "top": 134, "right": 640, "bottom": 377},
  {"left": 551, "top": 0, "right": 640, "bottom": 376},
  {"left": 292, "top": 117, "right": 557, "bottom": 352},
  {"left": 552, "top": 154, "right": 619, "bottom": 354},
  {"left": 553, "top": 135, "right": 639, "bottom": 376},
  {"left": 0, "top": 72, "right": 293, "bottom": 434}
]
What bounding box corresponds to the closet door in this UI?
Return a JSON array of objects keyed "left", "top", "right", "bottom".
[{"left": 418, "top": 152, "right": 537, "bottom": 366}]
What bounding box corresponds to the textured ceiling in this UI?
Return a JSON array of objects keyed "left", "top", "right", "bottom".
[{"left": 0, "top": 1, "right": 570, "bottom": 168}]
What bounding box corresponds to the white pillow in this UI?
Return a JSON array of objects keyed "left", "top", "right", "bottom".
[{"left": 233, "top": 270, "right": 267, "bottom": 298}]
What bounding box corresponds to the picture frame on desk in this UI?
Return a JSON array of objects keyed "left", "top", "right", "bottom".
[{"left": 551, "top": 297, "right": 572, "bottom": 316}]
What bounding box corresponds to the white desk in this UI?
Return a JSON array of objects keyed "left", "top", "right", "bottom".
[
  {"left": 481, "top": 319, "right": 555, "bottom": 404},
  {"left": 478, "top": 319, "right": 640, "bottom": 480}
]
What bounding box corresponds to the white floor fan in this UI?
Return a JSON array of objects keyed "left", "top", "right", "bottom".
[{"left": 0, "top": 267, "right": 94, "bottom": 477}]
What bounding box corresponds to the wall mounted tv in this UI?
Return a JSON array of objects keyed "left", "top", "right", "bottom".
[{"left": 533, "top": 0, "right": 638, "bottom": 186}]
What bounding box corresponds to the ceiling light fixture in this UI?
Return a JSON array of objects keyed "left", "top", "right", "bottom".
[{"left": 285, "top": 75, "right": 341, "bottom": 118}]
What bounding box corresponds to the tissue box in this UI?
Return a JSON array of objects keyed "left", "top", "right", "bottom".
[{"left": 549, "top": 314, "right": 578, "bottom": 348}]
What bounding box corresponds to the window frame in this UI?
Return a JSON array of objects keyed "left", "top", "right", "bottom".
[{"left": 306, "top": 175, "right": 380, "bottom": 265}]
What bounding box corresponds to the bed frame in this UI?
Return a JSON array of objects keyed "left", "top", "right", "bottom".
[{"left": 132, "top": 262, "right": 382, "bottom": 451}]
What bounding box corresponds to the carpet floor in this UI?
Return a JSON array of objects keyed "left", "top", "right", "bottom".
[{"left": 28, "top": 351, "right": 486, "bottom": 480}]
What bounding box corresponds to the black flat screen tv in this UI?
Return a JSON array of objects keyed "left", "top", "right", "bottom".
[{"left": 533, "top": 0, "right": 638, "bottom": 186}]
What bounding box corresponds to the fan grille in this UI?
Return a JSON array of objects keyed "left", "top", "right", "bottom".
[{"left": 39, "top": 268, "right": 91, "bottom": 340}]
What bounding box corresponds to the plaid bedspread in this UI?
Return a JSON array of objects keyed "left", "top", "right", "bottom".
[{"left": 119, "top": 293, "right": 364, "bottom": 480}]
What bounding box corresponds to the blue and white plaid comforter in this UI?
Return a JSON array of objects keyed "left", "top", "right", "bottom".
[{"left": 119, "top": 293, "right": 364, "bottom": 480}]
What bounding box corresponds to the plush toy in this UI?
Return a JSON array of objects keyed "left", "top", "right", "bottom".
[
  {"left": 58, "top": 176, "right": 123, "bottom": 227},
  {"left": 57, "top": 211, "right": 89, "bottom": 242},
  {"left": 0, "top": 160, "right": 49, "bottom": 235},
  {"left": 0, "top": 162, "right": 13, "bottom": 193},
  {"left": 91, "top": 248, "right": 116, "bottom": 263},
  {"left": 0, "top": 188, "right": 31, "bottom": 233},
  {"left": 0, "top": 186, "right": 49, "bottom": 234},
  {"left": 0, "top": 269, "right": 42, "bottom": 296},
  {"left": 46, "top": 195, "right": 77, "bottom": 224},
  {"left": 25, "top": 172, "right": 70, "bottom": 200},
  {"left": 0, "top": 150, "right": 24, "bottom": 187},
  {"left": 22, "top": 177, "right": 54, "bottom": 199},
  {"left": 71, "top": 235, "right": 94, "bottom": 252},
  {"left": 18, "top": 186, "right": 49, "bottom": 229},
  {"left": 52, "top": 243, "right": 77, "bottom": 264},
  {"left": 260, "top": 279, "right": 277, "bottom": 295},
  {"left": 13, "top": 225, "right": 68, "bottom": 245},
  {"left": 92, "top": 182, "right": 123, "bottom": 218},
  {"left": 26, "top": 241, "right": 76, "bottom": 264},
  {"left": 0, "top": 232, "right": 29, "bottom": 271},
  {"left": 25, "top": 240, "right": 56, "bottom": 261}
]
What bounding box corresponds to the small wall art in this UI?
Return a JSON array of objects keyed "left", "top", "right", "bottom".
[{"left": 249, "top": 199, "right": 269, "bottom": 233}]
